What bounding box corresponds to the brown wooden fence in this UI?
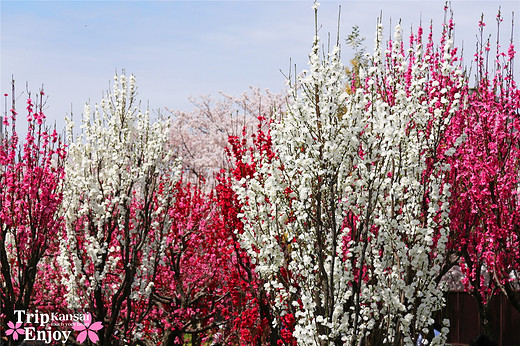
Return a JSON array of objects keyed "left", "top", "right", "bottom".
[{"left": 444, "top": 292, "right": 520, "bottom": 346}]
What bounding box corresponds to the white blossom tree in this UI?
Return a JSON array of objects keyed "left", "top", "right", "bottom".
[
  {"left": 58, "top": 73, "right": 180, "bottom": 345},
  {"left": 233, "top": 10, "right": 466, "bottom": 345}
]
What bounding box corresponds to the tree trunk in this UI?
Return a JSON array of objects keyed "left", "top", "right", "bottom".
[
  {"left": 162, "top": 329, "right": 184, "bottom": 346},
  {"left": 477, "top": 301, "right": 495, "bottom": 341}
]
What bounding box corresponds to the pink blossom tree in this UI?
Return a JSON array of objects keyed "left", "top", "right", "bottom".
[
  {"left": 0, "top": 82, "right": 66, "bottom": 340},
  {"left": 448, "top": 12, "right": 520, "bottom": 337}
]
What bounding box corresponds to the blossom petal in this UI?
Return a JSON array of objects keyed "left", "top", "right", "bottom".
[
  {"left": 72, "top": 322, "right": 87, "bottom": 332},
  {"left": 83, "top": 313, "right": 92, "bottom": 327},
  {"left": 76, "top": 330, "right": 88, "bottom": 343},
  {"left": 88, "top": 330, "right": 99, "bottom": 343},
  {"left": 89, "top": 321, "right": 103, "bottom": 331},
  {"left": 6, "top": 329, "right": 14, "bottom": 336},
  {"left": 7, "top": 321, "right": 15, "bottom": 329}
]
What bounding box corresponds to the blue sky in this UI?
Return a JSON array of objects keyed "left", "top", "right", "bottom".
[{"left": 1, "top": 1, "right": 519, "bottom": 133}]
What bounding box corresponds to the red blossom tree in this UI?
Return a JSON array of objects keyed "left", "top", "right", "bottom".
[
  {"left": 154, "top": 87, "right": 287, "bottom": 344},
  {"left": 225, "top": 115, "right": 298, "bottom": 346},
  {"left": 148, "top": 181, "right": 234, "bottom": 345},
  {"left": 144, "top": 176, "right": 279, "bottom": 346}
]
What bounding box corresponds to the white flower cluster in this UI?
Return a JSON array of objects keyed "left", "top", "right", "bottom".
[
  {"left": 235, "top": 23, "right": 465, "bottom": 345},
  {"left": 58, "top": 74, "right": 180, "bottom": 311}
]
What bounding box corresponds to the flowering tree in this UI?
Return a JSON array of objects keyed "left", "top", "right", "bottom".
[
  {"left": 0, "top": 83, "right": 66, "bottom": 337},
  {"left": 215, "top": 174, "right": 287, "bottom": 345},
  {"left": 169, "top": 88, "right": 285, "bottom": 185},
  {"left": 146, "top": 181, "right": 233, "bottom": 345},
  {"left": 58, "top": 73, "right": 180, "bottom": 345},
  {"left": 232, "top": 8, "right": 466, "bottom": 345},
  {"left": 448, "top": 13, "right": 520, "bottom": 337},
  {"left": 226, "top": 112, "right": 302, "bottom": 345},
  {"left": 141, "top": 179, "right": 273, "bottom": 345}
]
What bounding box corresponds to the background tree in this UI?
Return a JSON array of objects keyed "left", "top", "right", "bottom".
[
  {"left": 345, "top": 25, "right": 369, "bottom": 94},
  {"left": 168, "top": 88, "right": 285, "bottom": 186}
]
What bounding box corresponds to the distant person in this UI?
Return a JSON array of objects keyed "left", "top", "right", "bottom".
[{"left": 469, "top": 334, "right": 496, "bottom": 346}]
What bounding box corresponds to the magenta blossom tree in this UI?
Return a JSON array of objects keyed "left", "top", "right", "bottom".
[
  {"left": 0, "top": 82, "right": 66, "bottom": 340},
  {"left": 448, "top": 12, "right": 520, "bottom": 337}
]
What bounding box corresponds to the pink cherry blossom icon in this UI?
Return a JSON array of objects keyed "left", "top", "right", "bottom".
[
  {"left": 72, "top": 313, "right": 103, "bottom": 343},
  {"left": 6, "top": 320, "right": 25, "bottom": 340}
]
